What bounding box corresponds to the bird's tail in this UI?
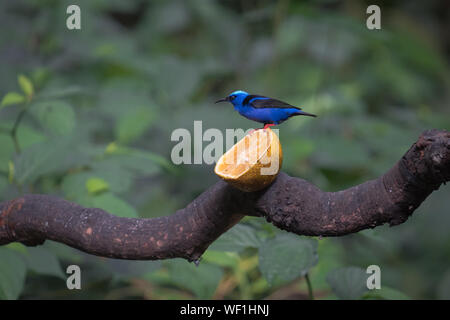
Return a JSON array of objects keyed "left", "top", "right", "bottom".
[{"left": 294, "top": 109, "right": 317, "bottom": 117}]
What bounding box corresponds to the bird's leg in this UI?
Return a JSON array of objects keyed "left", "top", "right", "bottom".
[
  {"left": 263, "top": 123, "right": 275, "bottom": 130},
  {"left": 248, "top": 124, "right": 275, "bottom": 135}
]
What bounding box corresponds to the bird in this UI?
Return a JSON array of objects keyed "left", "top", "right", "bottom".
[{"left": 215, "top": 90, "right": 316, "bottom": 130}]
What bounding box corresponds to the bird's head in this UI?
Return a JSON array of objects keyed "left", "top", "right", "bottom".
[{"left": 215, "top": 90, "right": 248, "bottom": 106}]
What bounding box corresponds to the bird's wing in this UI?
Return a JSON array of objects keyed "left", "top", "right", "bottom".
[{"left": 245, "top": 95, "right": 301, "bottom": 110}]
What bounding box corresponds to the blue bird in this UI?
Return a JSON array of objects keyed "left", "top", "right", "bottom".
[{"left": 215, "top": 90, "right": 316, "bottom": 129}]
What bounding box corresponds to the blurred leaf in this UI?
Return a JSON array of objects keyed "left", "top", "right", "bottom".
[
  {"left": 29, "top": 101, "right": 76, "bottom": 136},
  {"left": 105, "top": 142, "right": 119, "bottom": 154},
  {"left": 1, "top": 92, "right": 25, "bottom": 108},
  {"left": 390, "top": 30, "right": 447, "bottom": 77},
  {"left": 0, "top": 248, "right": 27, "bottom": 300},
  {"left": 100, "top": 259, "right": 161, "bottom": 278},
  {"left": 363, "top": 286, "right": 410, "bottom": 300},
  {"left": 151, "top": 1, "right": 191, "bottom": 34},
  {"left": 166, "top": 259, "right": 223, "bottom": 299},
  {"left": 98, "top": 80, "right": 152, "bottom": 119},
  {"left": 100, "top": 153, "right": 159, "bottom": 176},
  {"left": 306, "top": 239, "right": 345, "bottom": 292},
  {"left": 313, "top": 136, "right": 369, "bottom": 170},
  {"left": 116, "top": 107, "right": 155, "bottom": 144},
  {"left": 14, "top": 136, "right": 87, "bottom": 185},
  {"left": 259, "top": 233, "right": 318, "bottom": 285},
  {"left": 282, "top": 136, "right": 315, "bottom": 169},
  {"left": 105, "top": 147, "right": 172, "bottom": 174},
  {"left": 16, "top": 125, "right": 47, "bottom": 149},
  {"left": 14, "top": 139, "right": 68, "bottom": 184},
  {"left": 327, "top": 266, "right": 368, "bottom": 300},
  {"left": 18, "top": 74, "right": 34, "bottom": 99},
  {"left": 152, "top": 57, "right": 202, "bottom": 104},
  {"left": 22, "top": 247, "right": 65, "bottom": 279},
  {"left": 61, "top": 173, "right": 94, "bottom": 201},
  {"left": 63, "top": 167, "right": 133, "bottom": 199},
  {"left": 91, "top": 192, "right": 138, "bottom": 218},
  {"left": 31, "top": 67, "right": 50, "bottom": 88},
  {"left": 209, "top": 223, "right": 262, "bottom": 252},
  {"left": 0, "top": 134, "right": 14, "bottom": 172},
  {"left": 437, "top": 270, "right": 450, "bottom": 300},
  {"left": 202, "top": 250, "right": 240, "bottom": 268},
  {"left": 276, "top": 17, "right": 306, "bottom": 55},
  {"left": 359, "top": 229, "right": 391, "bottom": 247},
  {"left": 36, "top": 86, "right": 83, "bottom": 100},
  {"left": 0, "top": 175, "right": 7, "bottom": 193},
  {"left": 86, "top": 177, "right": 109, "bottom": 195},
  {"left": 44, "top": 241, "right": 83, "bottom": 264},
  {"left": 4, "top": 243, "right": 27, "bottom": 254},
  {"left": 8, "top": 160, "right": 14, "bottom": 183}
]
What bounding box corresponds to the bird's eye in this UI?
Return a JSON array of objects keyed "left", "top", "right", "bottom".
[{"left": 230, "top": 95, "right": 236, "bottom": 100}]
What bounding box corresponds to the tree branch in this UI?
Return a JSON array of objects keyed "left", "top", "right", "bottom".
[{"left": 0, "top": 129, "right": 449, "bottom": 261}]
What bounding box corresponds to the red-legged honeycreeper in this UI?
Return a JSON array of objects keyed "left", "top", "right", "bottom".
[{"left": 215, "top": 90, "right": 317, "bottom": 129}]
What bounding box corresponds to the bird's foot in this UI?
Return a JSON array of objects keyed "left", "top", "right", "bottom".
[
  {"left": 248, "top": 124, "right": 275, "bottom": 135},
  {"left": 263, "top": 124, "right": 276, "bottom": 130}
]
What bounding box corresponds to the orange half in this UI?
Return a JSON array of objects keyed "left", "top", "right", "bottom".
[{"left": 214, "top": 128, "right": 282, "bottom": 192}]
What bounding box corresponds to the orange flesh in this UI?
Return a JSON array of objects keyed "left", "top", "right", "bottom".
[{"left": 216, "top": 130, "right": 272, "bottom": 178}]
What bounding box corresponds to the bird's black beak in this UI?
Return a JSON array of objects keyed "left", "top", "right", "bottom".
[{"left": 215, "top": 97, "right": 229, "bottom": 103}]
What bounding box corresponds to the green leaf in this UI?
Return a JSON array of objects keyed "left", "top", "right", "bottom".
[
  {"left": 166, "top": 259, "right": 223, "bottom": 299},
  {"left": 437, "top": 271, "right": 450, "bottom": 299},
  {"left": 91, "top": 192, "right": 138, "bottom": 218},
  {"left": 0, "top": 248, "right": 27, "bottom": 300},
  {"left": 89, "top": 159, "right": 136, "bottom": 192},
  {"left": 16, "top": 124, "right": 47, "bottom": 149},
  {"left": 313, "top": 136, "right": 370, "bottom": 170},
  {"left": 86, "top": 177, "right": 109, "bottom": 195},
  {"left": 1, "top": 92, "right": 25, "bottom": 108},
  {"left": 116, "top": 107, "right": 155, "bottom": 144},
  {"left": 0, "top": 176, "right": 7, "bottom": 193},
  {"left": 14, "top": 138, "right": 65, "bottom": 184},
  {"left": 29, "top": 101, "right": 76, "bottom": 136},
  {"left": 362, "top": 286, "right": 410, "bottom": 300},
  {"left": 4, "top": 243, "right": 27, "bottom": 254},
  {"left": 44, "top": 241, "right": 84, "bottom": 264},
  {"left": 202, "top": 250, "right": 240, "bottom": 268},
  {"left": 14, "top": 136, "right": 90, "bottom": 185},
  {"left": 18, "top": 74, "right": 34, "bottom": 98},
  {"left": 0, "top": 134, "right": 14, "bottom": 172},
  {"left": 37, "top": 86, "right": 83, "bottom": 100},
  {"left": 8, "top": 161, "right": 14, "bottom": 183},
  {"left": 326, "top": 267, "right": 368, "bottom": 300},
  {"left": 209, "top": 223, "right": 262, "bottom": 252},
  {"left": 258, "top": 233, "right": 318, "bottom": 285},
  {"left": 62, "top": 169, "right": 133, "bottom": 202},
  {"left": 100, "top": 259, "right": 161, "bottom": 278},
  {"left": 106, "top": 146, "right": 173, "bottom": 174},
  {"left": 305, "top": 239, "right": 345, "bottom": 292},
  {"left": 22, "top": 247, "right": 65, "bottom": 279}
]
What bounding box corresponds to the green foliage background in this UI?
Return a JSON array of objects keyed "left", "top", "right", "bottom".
[{"left": 0, "top": 0, "right": 449, "bottom": 300}]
